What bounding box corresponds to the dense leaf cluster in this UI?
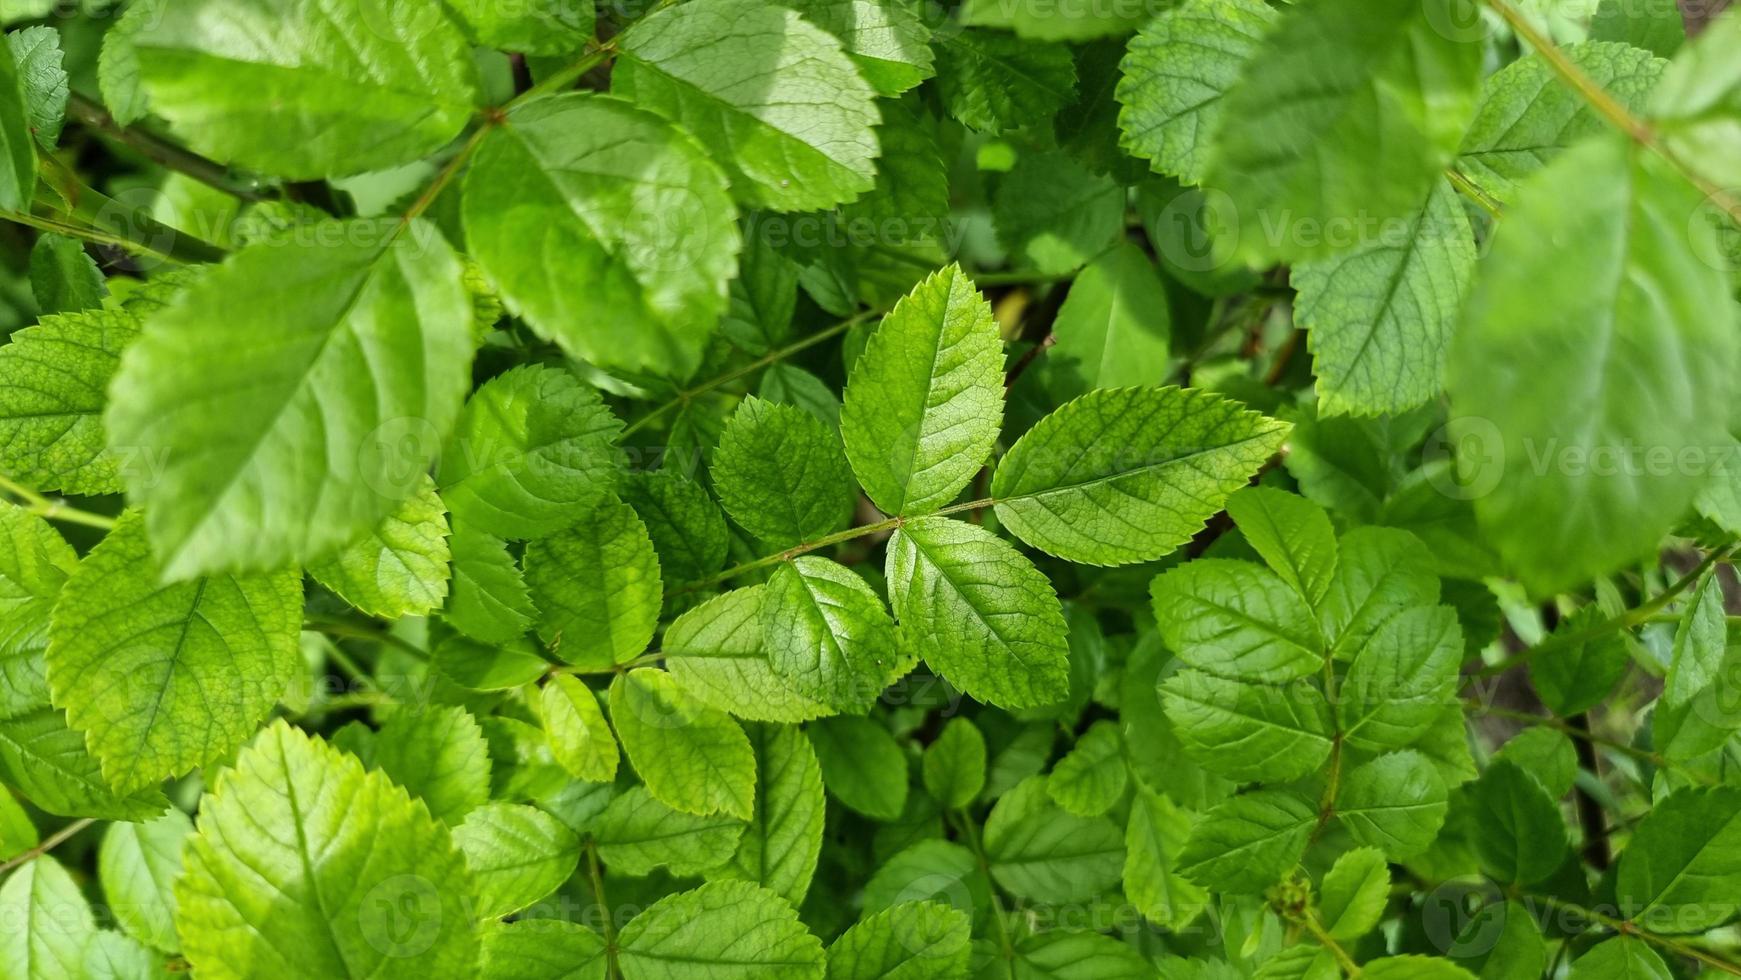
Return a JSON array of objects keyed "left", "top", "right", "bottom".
[{"left": 0, "top": 0, "right": 1739, "bottom": 978}]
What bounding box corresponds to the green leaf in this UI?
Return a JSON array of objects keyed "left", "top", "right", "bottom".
[
  {"left": 617, "top": 879, "right": 825, "bottom": 980},
  {"left": 1643, "top": 10, "right": 1741, "bottom": 190},
  {"left": 46, "top": 511, "right": 303, "bottom": 793},
  {"left": 1457, "top": 43, "right": 1664, "bottom": 204},
  {"left": 1319, "top": 846, "right": 1389, "bottom": 941},
  {"left": 1160, "top": 667, "right": 1333, "bottom": 783},
  {"left": 722, "top": 232, "right": 799, "bottom": 354},
  {"left": 0, "top": 501, "right": 75, "bottom": 656},
  {"left": 960, "top": 0, "right": 1143, "bottom": 40},
  {"left": 127, "top": 0, "right": 478, "bottom": 178},
  {"left": 0, "top": 790, "right": 33, "bottom": 860},
  {"left": 1339, "top": 606, "right": 1462, "bottom": 752},
  {"left": 525, "top": 497, "right": 663, "bottom": 668},
  {"left": 886, "top": 515, "right": 1070, "bottom": 709},
  {"left": 1448, "top": 136, "right": 1738, "bottom": 595},
  {"left": 709, "top": 722, "right": 825, "bottom": 906},
  {"left": 993, "top": 149, "right": 1124, "bottom": 275},
  {"left": 862, "top": 840, "right": 991, "bottom": 921},
  {"left": 81, "top": 929, "right": 165, "bottom": 980},
  {"left": 0, "top": 707, "right": 166, "bottom": 820},
  {"left": 481, "top": 919, "right": 606, "bottom": 980},
  {"left": 614, "top": 0, "right": 880, "bottom": 212},
  {"left": 983, "top": 776, "right": 1124, "bottom": 903},
  {"left": 1042, "top": 243, "right": 1173, "bottom": 402},
  {"left": 840, "top": 264, "right": 1003, "bottom": 517},
  {"left": 1203, "top": 0, "right": 1481, "bottom": 264},
  {"left": 1047, "top": 720, "right": 1126, "bottom": 817},
  {"left": 1336, "top": 750, "right": 1447, "bottom": 860},
  {"left": 175, "top": 721, "right": 478, "bottom": 976},
  {"left": 365, "top": 704, "right": 492, "bottom": 825},
  {"left": 1008, "top": 930, "right": 1153, "bottom": 979},
  {"left": 1616, "top": 786, "right": 1741, "bottom": 934},
  {"left": 29, "top": 232, "right": 104, "bottom": 314},
  {"left": 98, "top": 807, "right": 192, "bottom": 953},
  {"left": 1177, "top": 789, "right": 1315, "bottom": 893},
  {"left": 714, "top": 397, "right": 855, "bottom": 547},
  {"left": 1123, "top": 787, "right": 1208, "bottom": 931},
  {"left": 464, "top": 93, "right": 740, "bottom": 378},
  {"left": 437, "top": 364, "right": 624, "bottom": 541},
  {"left": 1291, "top": 178, "right": 1476, "bottom": 417},
  {"left": 1592, "top": 0, "right": 1683, "bottom": 55},
  {"left": 1492, "top": 728, "right": 1577, "bottom": 800},
  {"left": 781, "top": 0, "right": 934, "bottom": 96},
  {"left": 443, "top": 520, "right": 536, "bottom": 644},
  {"left": 455, "top": 802, "right": 582, "bottom": 918},
  {"left": 1319, "top": 526, "right": 1438, "bottom": 658},
  {"left": 310, "top": 475, "right": 451, "bottom": 619},
  {"left": 991, "top": 386, "right": 1289, "bottom": 566},
  {"left": 610, "top": 668, "right": 757, "bottom": 820},
  {"left": 763, "top": 557, "right": 902, "bottom": 711},
  {"left": 922, "top": 717, "right": 986, "bottom": 810},
  {"left": 934, "top": 31, "right": 1075, "bottom": 134},
  {"left": 432, "top": 631, "right": 551, "bottom": 693},
  {"left": 0, "top": 855, "right": 95, "bottom": 979},
  {"left": 807, "top": 715, "right": 908, "bottom": 820},
  {"left": 1469, "top": 760, "right": 1568, "bottom": 886},
  {"left": 594, "top": 784, "right": 744, "bottom": 876},
  {"left": 825, "top": 901, "right": 970, "bottom": 980},
  {"left": 541, "top": 675, "right": 619, "bottom": 783},
  {"left": 1528, "top": 607, "right": 1631, "bottom": 717},
  {"left": 664, "top": 586, "right": 833, "bottom": 723},
  {"left": 1663, "top": 570, "right": 1725, "bottom": 707},
  {"left": 1225, "top": 486, "right": 1338, "bottom": 608},
  {"left": 622, "top": 470, "right": 730, "bottom": 585},
  {"left": 1115, "top": 0, "right": 1277, "bottom": 184},
  {"left": 1151, "top": 559, "right": 1324, "bottom": 681},
  {"left": 446, "top": 0, "right": 593, "bottom": 55},
  {"left": 0, "top": 34, "right": 34, "bottom": 211},
  {"left": 1364, "top": 958, "right": 1478, "bottom": 980},
  {"left": 0, "top": 307, "right": 138, "bottom": 495},
  {"left": 8, "top": 27, "right": 65, "bottom": 149},
  {"left": 108, "top": 220, "right": 473, "bottom": 578},
  {"left": 1567, "top": 937, "right": 1671, "bottom": 979}
]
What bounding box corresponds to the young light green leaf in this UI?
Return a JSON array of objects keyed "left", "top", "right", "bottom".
[
  {"left": 617, "top": 880, "right": 825, "bottom": 980},
  {"left": 0, "top": 308, "right": 139, "bottom": 496},
  {"left": 1292, "top": 178, "right": 1476, "bottom": 417},
  {"left": 1336, "top": 750, "right": 1447, "bottom": 860},
  {"left": 0, "top": 36, "right": 35, "bottom": 210},
  {"left": 862, "top": 840, "right": 991, "bottom": 921},
  {"left": 841, "top": 264, "right": 1003, "bottom": 517},
  {"left": 1319, "top": 526, "right": 1438, "bottom": 658},
  {"left": 610, "top": 668, "right": 757, "bottom": 820},
  {"left": 664, "top": 586, "right": 833, "bottom": 723},
  {"left": 594, "top": 785, "right": 745, "bottom": 877},
  {"left": 0, "top": 791, "right": 33, "bottom": 860},
  {"left": 0, "top": 855, "right": 94, "bottom": 979},
  {"left": 1339, "top": 606, "right": 1462, "bottom": 752},
  {"left": 365, "top": 704, "right": 492, "bottom": 825},
  {"left": 714, "top": 397, "right": 855, "bottom": 548},
  {"left": 437, "top": 364, "right": 624, "bottom": 541},
  {"left": 1364, "top": 958, "right": 1479, "bottom": 980},
  {"left": 1643, "top": 10, "right": 1741, "bottom": 189},
  {"left": 29, "top": 233, "right": 104, "bottom": 314},
  {"left": 126, "top": 0, "right": 478, "bottom": 178},
  {"left": 1123, "top": 787, "right": 1208, "bottom": 931},
  {"left": 808, "top": 715, "right": 908, "bottom": 821},
  {"left": 709, "top": 722, "right": 825, "bottom": 907},
  {"left": 175, "top": 721, "right": 478, "bottom": 977},
  {"left": 1447, "top": 137, "right": 1738, "bottom": 596},
  {"left": 455, "top": 802, "right": 582, "bottom": 918},
  {"left": 541, "top": 675, "right": 619, "bottom": 783},
  {"left": 46, "top": 511, "right": 303, "bottom": 794},
  {"left": 464, "top": 94, "right": 740, "bottom": 378},
  {"left": 1616, "top": 786, "right": 1741, "bottom": 934},
  {"left": 98, "top": 807, "right": 192, "bottom": 953},
  {"left": 525, "top": 497, "right": 662, "bottom": 668},
  {"left": 1319, "top": 846, "right": 1389, "bottom": 941},
  {"left": 1457, "top": 43, "right": 1664, "bottom": 204},
  {"left": 1203, "top": 0, "right": 1481, "bottom": 264},
  {"left": 825, "top": 901, "right": 970, "bottom": 980},
  {"left": 763, "top": 557, "right": 902, "bottom": 712},
  {"left": 0, "top": 501, "right": 75, "bottom": 656},
  {"left": 432, "top": 632, "right": 551, "bottom": 693},
  {"left": 1469, "top": 760, "right": 1568, "bottom": 886},
  {"left": 8, "top": 27, "right": 66, "bottom": 149},
  {"left": 480, "top": 919, "right": 607, "bottom": 980},
  {"left": 782, "top": 0, "right": 934, "bottom": 96},
  {"left": 442, "top": 520, "right": 536, "bottom": 644},
  {"left": 1116, "top": 0, "right": 1277, "bottom": 184},
  {"left": 613, "top": 0, "right": 880, "bottom": 211},
  {"left": 1042, "top": 242, "right": 1172, "bottom": 401},
  {"left": 310, "top": 475, "right": 451, "bottom": 619},
  {"left": 1008, "top": 930, "right": 1152, "bottom": 979},
  {"left": 992, "top": 386, "right": 1289, "bottom": 566},
  {"left": 1177, "top": 789, "right": 1315, "bottom": 893},
  {"left": 1160, "top": 668, "right": 1333, "bottom": 783},
  {"left": 934, "top": 31, "right": 1075, "bottom": 134},
  {"left": 0, "top": 707, "right": 166, "bottom": 821},
  {"left": 886, "top": 516, "right": 1070, "bottom": 709},
  {"left": 922, "top": 717, "right": 986, "bottom": 810},
  {"left": 983, "top": 777, "right": 1124, "bottom": 903},
  {"left": 1047, "top": 720, "right": 1126, "bottom": 817},
  {"left": 1151, "top": 559, "right": 1324, "bottom": 681},
  {"left": 108, "top": 220, "right": 472, "bottom": 578},
  {"left": 1225, "top": 486, "right": 1338, "bottom": 608}
]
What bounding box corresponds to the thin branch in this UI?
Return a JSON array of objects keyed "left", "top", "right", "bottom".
[
  {"left": 1513, "top": 889, "right": 1741, "bottom": 976},
  {"left": 0, "top": 818, "right": 96, "bottom": 876},
  {"left": 1297, "top": 912, "right": 1362, "bottom": 976},
  {"left": 66, "top": 92, "right": 270, "bottom": 203},
  {"left": 1468, "top": 703, "right": 1717, "bottom": 787},
  {"left": 585, "top": 839, "right": 620, "bottom": 979},
  {"left": 0, "top": 473, "right": 117, "bottom": 529}
]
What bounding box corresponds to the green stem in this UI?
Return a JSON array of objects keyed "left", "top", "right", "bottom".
[
  {"left": 0, "top": 473, "right": 117, "bottom": 529},
  {"left": 950, "top": 809, "right": 1014, "bottom": 962},
  {"left": 1469, "top": 703, "right": 1715, "bottom": 787},
  {"left": 1444, "top": 167, "right": 1503, "bottom": 220},
  {"left": 586, "top": 839, "right": 620, "bottom": 979},
  {"left": 1478, "top": 544, "right": 1734, "bottom": 677},
  {"left": 0, "top": 818, "right": 96, "bottom": 876},
  {"left": 1511, "top": 889, "right": 1741, "bottom": 976},
  {"left": 1298, "top": 912, "right": 1361, "bottom": 976},
  {"left": 66, "top": 92, "right": 270, "bottom": 203},
  {"left": 506, "top": 45, "right": 617, "bottom": 110}
]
